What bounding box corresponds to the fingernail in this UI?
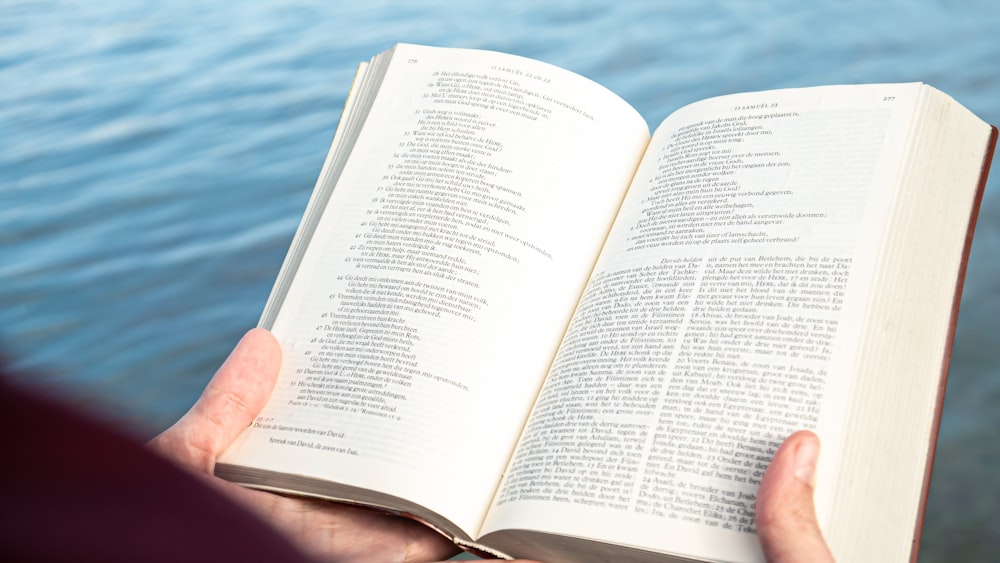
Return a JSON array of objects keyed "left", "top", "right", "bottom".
[{"left": 794, "top": 436, "right": 820, "bottom": 488}]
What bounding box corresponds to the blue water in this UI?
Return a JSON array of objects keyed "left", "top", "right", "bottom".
[{"left": 3, "top": 1, "right": 999, "bottom": 559}]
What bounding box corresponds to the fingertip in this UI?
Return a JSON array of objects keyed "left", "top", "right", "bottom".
[
  {"left": 790, "top": 431, "right": 820, "bottom": 488},
  {"left": 758, "top": 430, "right": 819, "bottom": 515},
  {"left": 756, "top": 430, "right": 833, "bottom": 562},
  {"left": 238, "top": 327, "right": 282, "bottom": 364},
  {"left": 224, "top": 328, "right": 282, "bottom": 388},
  {"left": 242, "top": 326, "right": 278, "bottom": 344}
]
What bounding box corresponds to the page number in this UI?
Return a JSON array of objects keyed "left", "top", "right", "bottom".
[
  {"left": 882, "top": 96, "right": 895, "bottom": 102},
  {"left": 407, "top": 58, "right": 418, "bottom": 64}
]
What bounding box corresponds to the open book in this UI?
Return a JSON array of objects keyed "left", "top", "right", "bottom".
[{"left": 216, "top": 44, "right": 997, "bottom": 562}]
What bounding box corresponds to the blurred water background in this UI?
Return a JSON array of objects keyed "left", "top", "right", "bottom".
[{"left": 2, "top": 0, "right": 999, "bottom": 560}]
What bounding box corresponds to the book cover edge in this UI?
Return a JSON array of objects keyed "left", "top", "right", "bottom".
[{"left": 907, "top": 124, "right": 998, "bottom": 563}]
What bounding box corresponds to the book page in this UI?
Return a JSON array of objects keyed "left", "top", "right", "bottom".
[
  {"left": 481, "top": 84, "right": 922, "bottom": 561},
  {"left": 821, "top": 89, "right": 994, "bottom": 562},
  {"left": 217, "top": 44, "right": 650, "bottom": 538}
]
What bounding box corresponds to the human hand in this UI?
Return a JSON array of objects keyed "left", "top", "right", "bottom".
[
  {"left": 149, "top": 328, "right": 504, "bottom": 563},
  {"left": 756, "top": 430, "right": 835, "bottom": 563}
]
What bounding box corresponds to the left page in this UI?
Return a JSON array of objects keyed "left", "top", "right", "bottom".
[{"left": 217, "top": 44, "right": 650, "bottom": 540}]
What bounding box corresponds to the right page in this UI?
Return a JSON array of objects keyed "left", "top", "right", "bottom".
[{"left": 479, "top": 83, "right": 974, "bottom": 563}]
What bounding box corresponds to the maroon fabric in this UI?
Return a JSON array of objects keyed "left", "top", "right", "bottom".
[{"left": 0, "top": 378, "right": 314, "bottom": 563}]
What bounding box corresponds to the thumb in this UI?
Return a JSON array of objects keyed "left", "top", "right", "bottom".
[
  {"left": 755, "top": 430, "right": 834, "bottom": 563},
  {"left": 150, "top": 328, "right": 282, "bottom": 473}
]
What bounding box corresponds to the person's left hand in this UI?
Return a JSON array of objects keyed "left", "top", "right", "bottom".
[{"left": 148, "top": 328, "right": 474, "bottom": 563}]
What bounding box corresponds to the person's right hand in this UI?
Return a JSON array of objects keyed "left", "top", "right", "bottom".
[{"left": 756, "top": 430, "right": 835, "bottom": 562}]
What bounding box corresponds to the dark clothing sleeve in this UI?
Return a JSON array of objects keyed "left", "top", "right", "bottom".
[{"left": 0, "top": 379, "right": 315, "bottom": 563}]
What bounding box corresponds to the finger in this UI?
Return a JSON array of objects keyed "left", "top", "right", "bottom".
[
  {"left": 756, "top": 430, "right": 834, "bottom": 563},
  {"left": 151, "top": 328, "right": 282, "bottom": 473}
]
